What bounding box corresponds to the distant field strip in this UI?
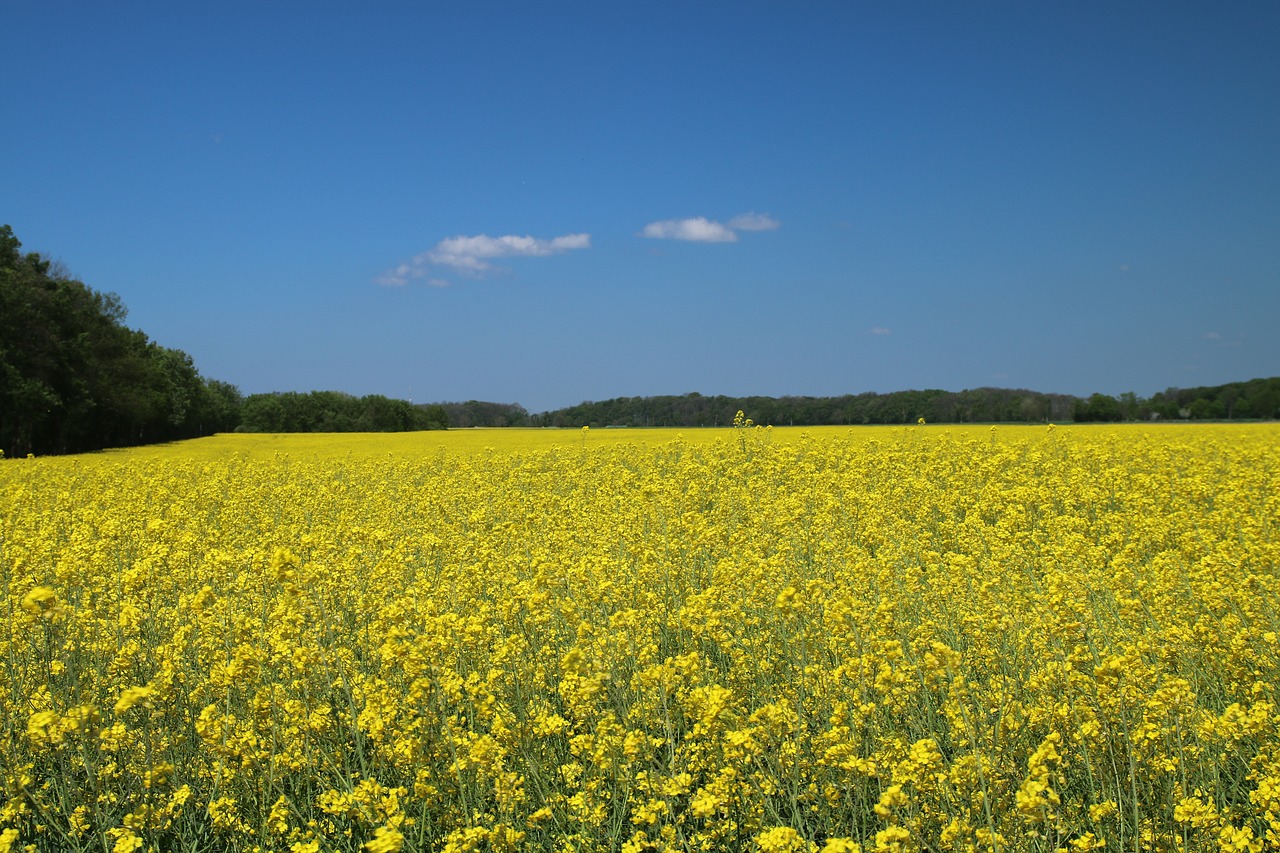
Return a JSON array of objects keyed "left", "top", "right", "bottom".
[{"left": 2, "top": 425, "right": 1278, "bottom": 852}]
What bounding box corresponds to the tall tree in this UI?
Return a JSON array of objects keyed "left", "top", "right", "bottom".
[{"left": 0, "top": 225, "right": 242, "bottom": 456}]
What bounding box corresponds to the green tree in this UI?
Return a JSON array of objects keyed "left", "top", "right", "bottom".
[
  {"left": 0, "top": 224, "right": 241, "bottom": 455},
  {"left": 419, "top": 404, "right": 449, "bottom": 430},
  {"left": 1072, "top": 393, "right": 1123, "bottom": 423},
  {"left": 199, "top": 379, "right": 244, "bottom": 433}
]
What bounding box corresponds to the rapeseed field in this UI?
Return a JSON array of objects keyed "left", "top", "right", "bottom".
[{"left": 2, "top": 424, "right": 1278, "bottom": 853}]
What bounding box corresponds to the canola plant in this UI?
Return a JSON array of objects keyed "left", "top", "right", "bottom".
[{"left": 1, "top": 424, "right": 1278, "bottom": 853}]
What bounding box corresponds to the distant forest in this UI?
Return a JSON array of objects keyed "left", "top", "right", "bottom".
[
  {"left": 3, "top": 224, "right": 1276, "bottom": 457},
  {"left": 434, "top": 379, "right": 1280, "bottom": 430}
]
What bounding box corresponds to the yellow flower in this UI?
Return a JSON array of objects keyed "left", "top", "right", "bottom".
[
  {"left": 20, "top": 586, "right": 58, "bottom": 616},
  {"left": 822, "top": 840, "right": 863, "bottom": 853},
  {"left": 874, "top": 784, "right": 910, "bottom": 819},
  {"left": 776, "top": 586, "right": 799, "bottom": 612},
  {"left": 26, "top": 710, "right": 62, "bottom": 746},
  {"left": 208, "top": 796, "right": 242, "bottom": 833},
  {"left": 271, "top": 547, "right": 301, "bottom": 581},
  {"left": 1088, "top": 800, "right": 1117, "bottom": 822},
  {"left": 1015, "top": 778, "right": 1061, "bottom": 821},
  {"left": 114, "top": 686, "right": 154, "bottom": 716},
  {"left": 268, "top": 795, "right": 290, "bottom": 835},
  {"left": 365, "top": 826, "right": 404, "bottom": 853},
  {"left": 690, "top": 787, "right": 722, "bottom": 818},
  {"left": 110, "top": 830, "right": 143, "bottom": 853},
  {"left": 1217, "top": 824, "right": 1262, "bottom": 853},
  {"left": 1173, "top": 794, "right": 1218, "bottom": 829},
  {"left": 757, "top": 826, "right": 814, "bottom": 853},
  {"left": 69, "top": 806, "right": 91, "bottom": 836},
  {"left": 873, "top": 825, "right": 913, "bottom": 852}
]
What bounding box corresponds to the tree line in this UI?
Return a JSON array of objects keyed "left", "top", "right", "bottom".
[
  {"left": 428, "top": 380, "right": 1280, "bottom": 429},
  {"left": 1142, "top": 379, "right": 1280, "bottom": 421},
  {"left": 238, "top": 392, "right": 447, "bottom": 433},
  {"left": 529, "top": 389, "right": 1077, "bottom": 428}
]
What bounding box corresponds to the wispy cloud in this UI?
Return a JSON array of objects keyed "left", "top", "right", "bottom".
[
  {"left": 430, "top": 233, "right": 590, "bottom": 272},
  {"left": 377, "top": 232, "right": 590, "bottom": 285},
  {"left": 728, "top": 212, "right": 780, "bottom": 232},
  {"left": 870, "top": 326, "right": 892, "bottom": 336},
  {"left": 640, "top": 211, "right": 780, "bottom": 243},
  {"left": 375, "top": 263, "right": 420, "bottom": 287},
  {"left": 1203, "top": 330, "right": 1244, "bottom": 347},
  {"left": 641, "top": 217, "right": 738, "bottom": 243}
]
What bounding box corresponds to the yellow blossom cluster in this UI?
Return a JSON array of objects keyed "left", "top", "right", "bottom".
[{"left": 1, "top": 424, "right": 1278, "bottom": 852}]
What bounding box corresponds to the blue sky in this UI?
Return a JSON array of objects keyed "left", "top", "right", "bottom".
[{"left": 4, "top": 1, "right": 1277, "bottom": 412}]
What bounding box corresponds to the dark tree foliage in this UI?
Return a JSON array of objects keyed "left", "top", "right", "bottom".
[
  {"left": 519, "top": 388, "right": 1079, "bottom": 428},
  {"left": 1072, "top": 393, "right": 1124, "bottom": 423},
  {"left": 1146, "top": 379, "right": 1280, "bottom": 421},
  {"left": 0, "top": 225, "right": 242, "bottom": 457},
  {"left": 435, "top": 381, "right": 1276, "bottom": 429},
  {"left": 432, "top": 401, "right": 528, "bottom": 428},
  {"left": 419, "top": 404, "right": 450, "bottom": 431},
  {"left": 238, "top": 391, "right": 447, "bottom": 433}
]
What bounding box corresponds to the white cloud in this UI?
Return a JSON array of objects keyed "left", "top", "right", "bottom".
[
  {"left": 728, "top": 212, "right": 780, "bottom": 231},
  {"left": 870, "top": 327, "right": 892, "bottom": 336},
  {"left": 375, "top": 262, "right": 419, "bottom": 287},
  {"left": 377, "top": 231, "right": 590, "bottom": 284},
  {"left": 641, "top": 217, "right": 738, "bottom": 243},
  {"left": 429, "top": 233, "right": 591, "bottom": 273},
  {"left": 641, "top": 212, "right": 780, "bottom": 243}
]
